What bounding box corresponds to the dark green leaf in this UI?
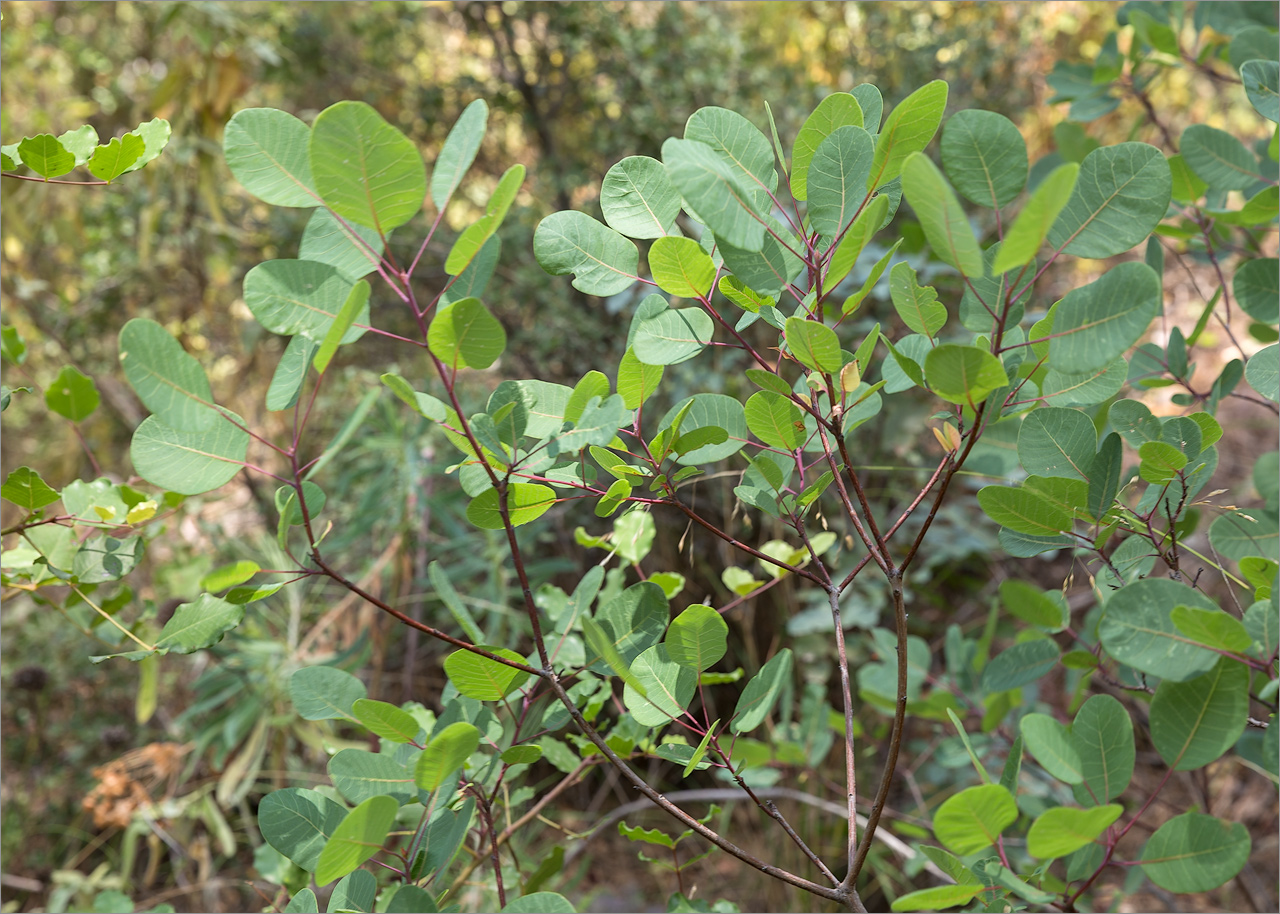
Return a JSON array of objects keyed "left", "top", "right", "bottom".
[
  {"left": 982, "top": 640, "right": 1060, "bottom": 692},
  {"left": 259, "top": 788, "right": 347, "bottom": 872},
  {"left": 1098, "top": 579, "right": 1220, "bottom": 681},
  {"left": 1047, "top": 143, "right": 1171, "bottom": 258},
  {"left": 941, "top": 109, "right": 1028, "bottom": 209},
  {"left": 1150, "top": 657, "right": 1249, "bottom": 770},
  {"left": 1072, "top": 694, "right": 1135, "bottom": 805},
  {"left": 1140, "top": 813, "right": 1250, "bottom": 893},
  {"left": 807, "top": 125, "right": 874, "bottom": 237},
  {"left": 1048, "top": 262, "right": 1162, "bottom": 374},
  {"left": 731, "top": 648, "right": 793, "bottom": 733}
]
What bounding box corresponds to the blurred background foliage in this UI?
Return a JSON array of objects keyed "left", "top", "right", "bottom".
[{"left": 2, "top": 2, "right": 1275, "bottom": 912}]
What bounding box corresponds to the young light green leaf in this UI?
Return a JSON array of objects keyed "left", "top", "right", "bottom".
[
  {"left": 616, "top": 348, "right": 664, "bottom": 409},
  {"left": 122, "top": 117, "right": 171, "bottom": 173},
  {"left": 534, "top": 211, "right": 639, "bottom": 296},
  {"left": 901, "top": 152, "right": 983, "bottom": 276},
  {"left": 1140, "top": 813, "right": 1251, "bottom": 893},
  {"left": 807, "top": 125, "right": 874, "bottom": 237},
  {"left": 313, "top": 795, "right": 398, "bottom": 886},
  {"left": 1170, "top": 606, "right": 1253, "bottom": 653},
  {"left": 784, "top": 317, "right": 842, "bottom": 373},
  {"left": 601, "top": 155, "right": 682, "bottom": 238},
  {"left": 1072, "top": 694, "right": 1135, "bottom": 805},
  {"left": 867, "top": 79, "right": 949, "bottom": 191},
  {"left": 1027, "top": 805, "right": 1122, "bottom": 859},
  {"left": 1150, "top": 657, "right": 1249, "bottom": 771},
  {"left": 649, "top": 236, "right": 715, "bottom": 298},
  {"left": 976, "top": 485, "right": 1073, "bottom": 537},
  {"left": 415, "top": 721, "right": 481, "bottom": 790},
  {"left": 889, "top": 262, "right": 946, "bottom": 338},
  {"left": 2, "top": 467, "right": 60, "bottom": 511},
  {"left": 223, "top": 108, "right": 317, "bottom": 206},
  {"left": 991, "top": 162, "right": 1079, "bottom": 274},
  {"left": 744, "top": 391, "right": 804, "bottom": 450},
  {"left": 791, "top": 93, "right": 864, "bottom": 201},
  {"left": 582, "top": 616, "right": 647, "bottom": 694},
  {"left": 683, "top": 720, "right": 719, "bottom": 777},
  {"left": 444, "top": 647, "right": 530, "bottom": 701},
  {"left": 999, "top": 579, "right": 1067, "bottom": 631},
  {"left": 465, "top": 484, "right": 556, "bottom": 530},
  {"left": 932, "top": 783, "right": 1017, "bottom": 856},
  {"left": 1047, "top": 143, "right": 1171, "bottom": 258},
  {"left": 1020, "top": 712, "right": 1083, "bottom": 784},
  {"left": 312, "top": 280, "right": 369, "bottom": 373},
  {"left": 665, "top": 604, "right": 729, "bottom": 672},
  {"left": 890, "top": 885, "right": 983, "bottom": 913},
  {"left": 44, "top": 365, "right": 100, "bottom": 422},
  {"left": 310, "top": 101, "right": 425, "bottom": 233},
  {"left": 660, "top": 393, "right": 747, "bottom": 466},
  {"left": 428, "top": 297, "right": 506, "bottom": 370},
  {"left": 444, "top": 164, "right": 524, "bottom": 275},
  {"left": 86, "top": 134, "right": 145, "bottom": 182},
  {"left": 941, "top": 109, "right": 1028, "bottom": 209},
  {"left": 731, "top": 648, "right": 793, "bottom": 733},
  {"left": 130, "top": 415, "right": 249, "bottom": 495},
  {"left": 17, "top": 134, "right": 75, "bottom": 179},
  {"left": 56, "top": 125, "right": 98, "bottom": 166},
  {"left": 432, "top": 99, "right": 487, "bottom": 208},
  {"left": 200, "top": 561, "right": 259, "bottom": 593},
  {"left": 352, "top": 699, "right": 421, "bottom": 744}
]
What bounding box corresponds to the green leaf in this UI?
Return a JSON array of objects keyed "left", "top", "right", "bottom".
[
  {"left": 1047, "top": 262, "right": 1162, "bottom": 374},
  {"left": 791, "top": 93, "right": 863, "bottom": 201},
  {"left": 807, "top": 125, "right": 874, "bottom": 237},
  {"left": 243, "top": 260, "right": 367, "bottom": 345},
  {"left": 432, "top": 99, "right": 487, "bottom": 208},
  {"left": 428, "top": 297, "right": 506, "bottom": 370},
  {"left": 623, "top": 644, "right": 697, "bottom": 726},
  {"left": 901, "top": 152, "right": 983, "bottom": 276},
  {"left": 154, "top": 594, "right": 243, "bottom": 653},
  {"left": 86, "top": 134, "right": 145, "bottom": 182},
  {"left": 659, "top": 394, "right": 747, "bottom": 466},
  {"left": 2, "top": 325, "right": 27, "bottom": 365},
  {"left": 731, "top": 648, "right": 793, "bottom": 733},
  {"left": 502, "top": 744, "right": 543, "bottom": 766},
  {"left": 616, "top": 348, "right": 664, "bottom": 409},
  {"left": 1245, "top": 599, "right": 1280, "bottom": 657},
  {"left": 1072, "top": 694, "right": 1135, "bottom": 805},
  {"left": 649, "top": 237, "right": 716, "bottom": 298},
  {"left": 1019, "top": 712, "right": 1082, "bottom": 784},
  {"left": 1181, "top": 124, "right": 1263, "bottom": 191},
  {"left": 549, "top": 394, "right": 629, "bottom": 456},
  {"left": 1098, "top": 579, "right": 1221, "bottom": 681},
  {"left": 73, "top": 535, "right": 143, "bottom": 584},
  {"left": 200, "top": 561, "right": 259, "bottom": 593},
  {"left": 123, "top": 117, "right": 170, "bottom": 173},
  {"left": 665, "top": 604, "right": 729, "bottom": 672},
  {"left": 933, "top": 783, "right": 1017, "bottom": 856},
  {"left": 386, "top": 887, "right": 437, "bottom": 914},
  {"left": 299, "top": 208, "right": 384, "bottom": 282},
  {"left": 1044, "top": 358, "right": 1128, "bottom": 408},
  {"left": 444, "top": 647, "right": 530, "bottom": 700},
  {"left": 130, "top": 415, "right": 249, "bottom": 495},
  {"left": 592, "top": 581, "right": 668, "bottom": 671},
  {"left": 1243, "top": 60, "right": 1280, "bottom": 122},
  {"left": 2, "top": 467, "right": 60, "bottom": 511},
  {"left": 415, "top": 721, "right": 481, "bottom": 790},
  {"left": 443, "top": 164, "right": 524, "bottom": 275},
  {"left": 744, "top": 391, "right": 804, "bottom": 450},
  {"left": 976, "top": 485, "right": 1073, "bottom": 537},
  {"left": 992, "top": 163, "right": 1079, "bottom": 273},
  {"left": 17, "top": 134, "right": 75, "bottom": 178},
  {"left": 582, "top": 617, "right": 645, "bottom": 694},
  {"left": 290, "top": 667, "right": 367, "bottom": 722},
  {"left": 351, "top": 699, "right": 420, "bottom": 744},
  {"left": 601, "top": 155, "right": 681, "bottom": 238},
  {"left": 1027, "top": 805, "right": 1123, "bottom": 859},
  {"left": 267, "top": 337, "right": 318, "bottom": 412},
  {"left": 682, "top": 721, "right": 719, "bottom": 777},
  {"left": 982, "top": 641, "right": 1061, "bottom": 693},
  {"left": 1140, "top": 813, "right": 1251, "bottom": 893},
  {"left": 867, "top": 79, "right": 949, "bottom": 190},
  {"left": 312, "top": 280, "right": 369, "bottom": 373},
  {"left": 684, "top": 105, "right": 778, "bottom": 207},
  {"left": 999, "top": 579, "right": 1067, "bottom": 631},
  {"left": 43, "top": 365, "right": 99, "bottom": 422},
  {"left": 941, "top": 109, "right": 1028, "bottom": 209},
  {"left": 1170, "top": 606, "right": 1252, "bottom": 653},
  {"left": 923, "top": 344, "right": 1007, "bottom": 406},
  {"left": 119, "top": 318, "right": 218, "bottom": 431},
  {"left": 890, "top": 886, "right": 983, "bottom": 913},
  {"left": 534, "top": 211, "right": 639, "bottom": 296},
  {"left": 1150, "top": 657, "right": 1249, "bottom": 771},
  {"left": 1018, "top": 407, "right": 1097, "bottom": 481},
  {"left": 784, "top": 317, "right": 842, "bottom": 373},
  {"left": 258, "top": 788, "right": 347, "bottom": 871},
  {"left": 1235, "top": 258, "right": 1279, "bottom": 325},
  {"left": 1047, "top": 143, "right": 1171, "bottom": 258},
  {"left": 223, "top": 108, "right": 317, "bottom": 207},
  {"left": 719, "top": 224, "right": 804, "bottom": 298},
  {"left": 662, "top": 137, "right": 765, "bottom": 251},
  {"left": 889, "top": 262, "right": 946, "bottom": 338},
  {"left": 1246, "top": 344, "right": 1279, "bottom": 402},
  {"left": 314, "top": 795, "right": 398, "bottom": 886},
  {"left": 309, "top": 101, "right": 425, "bottom": 233},
  {"left": 56, "top": 125, "right": 98, "bottom": 167},
  {"left": 499, "top": 892, "right": 576, "bottom": 914},
  {"left": 326, "top": 748, "right": 416, "bottom": 805}
]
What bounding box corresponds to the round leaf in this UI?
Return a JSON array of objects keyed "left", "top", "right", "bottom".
[
  {"left": 632, "top": 308, "right": 715, "bottom": 366},
  {"left": 601, "top": 155, "right": 681, "bottom": 238},
  {"left": 664, "top": 604, "right": 728, "bottom": 672},
  {"left": 1181, "top": 124, "right": 1262, "bottom": 191},
  {"left": 662, "top": 137, "right": 765, "bottom": 251},
  {"left": 658, "top": 394, "right": 747, "bottom": 466},
  {"left": 130, "top": 414, "right": 249, "bottom": 495},
  {"left": 119, "top": 319, "right": 217, "bottom": 430},
  {"left": 623, "top": 643, "right": 698, "bottom": 726},
  {"left": 1234, "top": 258, "right": 1278, "bottom": 325},
  {"left": 299, "top": 208, "right": 385, "bottom": 282},
  {"left": 1047, "top": 262, "right": 1162, "bottom": 374},
  {"left": 1140, "top": 813, "right": 1250, "bottom": 893},
  {"left": 1099, "top": 578, "right": 1221, "bottom": 681},
  {"left": 923, "top": 344, "right": 1007, "bottom": 406},
  {"left": 941, "top": 109, "right": 1028, "bottom": 209},
  {"left": 154, "top": 594, "right": 244, "bottom": 653},
  {"left": 1019, "top": 712, "right": 1083, "bottom": 784},
  {"left": 310, "top": 101, "right": 426, "bottom": 232},
  {"left": 1150, "top": 657, "right": 1249, "bottom": 770},
  {"left": 44, "top": 365, "right": 100, "bottom": 423},
  {"left": 1047, "top": 143, "right": 1170, "bottom": 258},
  {"left": 648, "top": 236, "right": 715, "bottom": 298},
  {"left": 243, "top": 260, "right": 367, "bottom": 344},
  {"left": 223, "top": 108, "right": 317, "bottom": 207},
  {"left": 258, "top": 787, "right": 347, "bottom": 871},
  {"left": 466, "top": 483, "right": 555, "bottom": 530},
  {"left": 1027, "top": 805, "right": 1123, "bottom": 859},
  {"left": 744, "top": 391, "right": 805, "bottom": 450},
  {"left": 327, "top": 748, "right": 416, "bottom": 805},
  {"left": 428, "top": 297, "right": 507, "bottom": 370},
  {"left": 784, "top": 317, "right": 843, "bottom": 374},
  {"left": 415, "top": 721, "right": 481, "bottom": 791},
  {"left": 1017, "top": 407, "right": 1097, "bottom": 481},
  {"left": 444, "top": 646, "right": 531, "bottom": 700},
  {"left": 534, "top": 211, "right": 639, "bottom": 296},
  {"left": 933, "top": 783, "right": 1017, "bottom": 856},
  {"left": 1246, "top": 344, "right": 1279, "bottom": 402}
]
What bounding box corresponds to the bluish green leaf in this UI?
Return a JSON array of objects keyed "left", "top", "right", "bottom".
[
  {"left": 327, "top": 748, "right": 416, "bottom": 806},
  {"left": 659, "top": 394, "right": 747, "bottom": 465},
  {"left": 1098, "top": 579, "right": 1220, "bottom": 681},
  {"left": 1047, "top": 143, "right": 1171, "bottom": 258},
  {"left": 1182, "top": 124, "right": 1263, "bottom": 191},
  {"left": 807, "top": 125, "right": 874, "bottom": 237},
  {"left": 732, "top": 648, "right": 793, "bottom": 733},
  {"left": 499, "top": 892, "right": 576, "bottom": 914},
  {"left": 55, "top": 125, "right": 98, "bottom": 167},
  {"left": 1140, "top": 813, "right": 1251, "bottom": 893},
  {"left": 1171, "top": 606, "right": 1252, "bottom": 652},
  {"left": 1018, "top": 407, "right": 1097, "bottom": 481},
  {"left": 122, "top": 117, "right": 171, "bottom": 173},
  {"left": 310, "top": 101, "right": 425, "bottom": 232},
  {"left": 976, "top": 485, "right": 1073, "bottom": 536},
  {"left": 1042, "top": 358, "right": 1128, "bottom": 408},
  {"left": 663, "top": 137, "right": 765, "bottom": 251},
  {"left": 1150, "top": 657, "right": 1249, "bottom": 770},
  {"left": 432, "top": 99, "right": 487, "bottom": 208},
  {"left": 290, "top": 667, "right": 366, "bottom": 722},
  {"left": 1072, "top": 694, "right": 1135, "bottom": 805},
  {"left": 534, "top": 211, "right": 639, "bottom": 296},
  {"left": 1048, "top": 262, "right": 1162, "bottom": 374},
  {"left": 243, "top": 260, "right": 367, "bottom": 345},
  {"left": 982, "top": 641, "right": 1060, "bottom": 693},
  {"left": 258, "top": 788, "right": 347, "bottom": 871},
  {"left": 941, "top": 109, "right": 1028, "bottom": 209},
  {"left": 684, "top": 105, "right": 777, "bottom": 207},
  {"left": 223, "top": 108, "right": 317, "bottom": 207},
  {"left": 73, "top": 535, "right": 143, "bottom": 583},
  {"left": 1235, "top": 258, "right": 1279, "bottom": 325},
  {"left": 1243, "top": 60, "right": 1280, "bottom": 122},
  {"left": 130, "top": 414, "right": 249, "bottom": 495},
  {"left": 119, "top": 318, "right": 217, "bottom": 430},
  {"left": 299, "top": 208, "right": 384, "bottom": 282},
  {"left": 791, "top": 93, "right": 863, "bottom": 201},
  {"left": 266, "top": 337, "right": 317, "bottom": 412},
  {"left": 601, "top": 155, "right": 681, "bottom": 238},
  {"left": 1246, "top": 344, "right": 1279, "bottom": 402}
]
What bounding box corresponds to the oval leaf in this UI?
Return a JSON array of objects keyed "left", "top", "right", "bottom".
[
  {"left": 314, "top": 795, "right": 399, "bottom": 886},
  {"left": 444, "top": 647, "right": 531, "bottom": 701},
  {"left": 415, "top": 721, "right": 481, "bottom": 791},
  {"left": 933, "top": 783, "right": 1017, "bottom": 856}
]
